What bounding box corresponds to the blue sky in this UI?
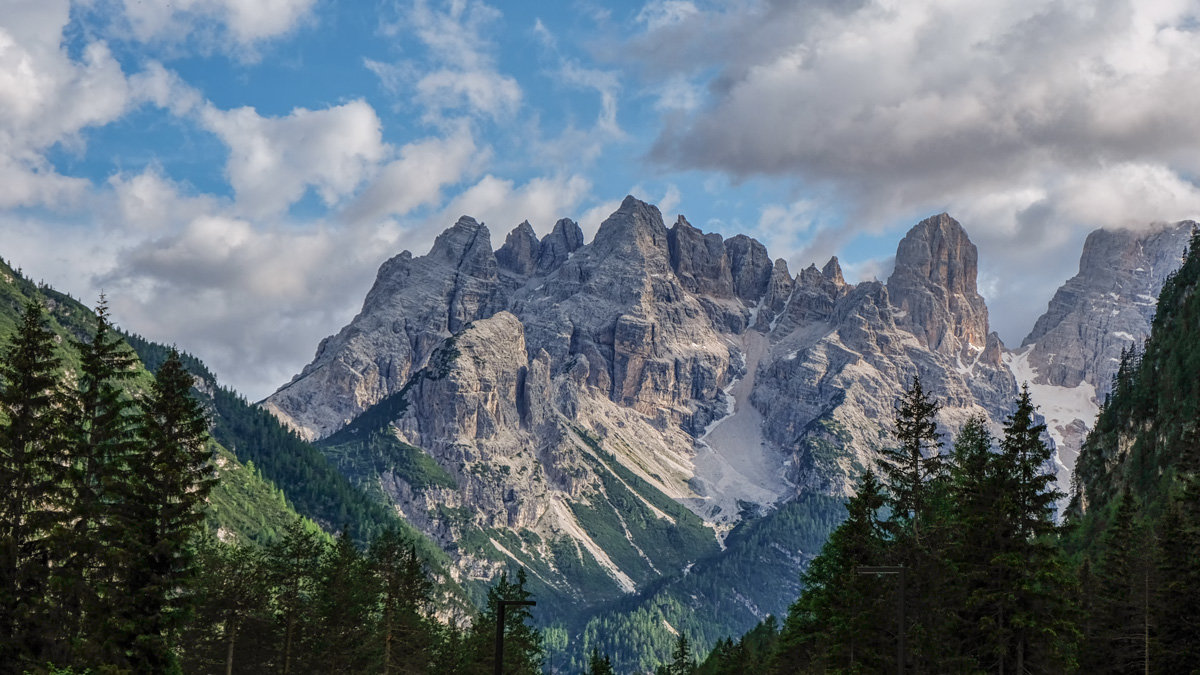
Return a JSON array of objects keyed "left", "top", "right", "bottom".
[{"left": 4, "top": 0, "right": 1200, "bottom": 399}]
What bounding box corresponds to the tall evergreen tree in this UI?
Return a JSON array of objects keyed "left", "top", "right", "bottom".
[
  {"left": 773, "top": 471, "right": 890, "bottom": 673},
  {"left": 878, "top": 375, "right": 944, "bottom": 543},
  {"left": 944, "top": 415, "right": 1004, "bottom": 670},
  {"left": 987, "top": 386, "right": 1076, "bottom": 672},
  {"left": 63, "top": 295, "right": 142, "bottom": 666},
  {"left": 1084, "top": 491, "right": 1155, "bottom": 674},
  {"left": 267, "top": 518, "right": 324, "bottom": 675},
  {"left": 587, "top": 648, "right": 616, "bottom": 675},
  {"left": 0, "top": 301, "right": 68, "bottom": 671},
  {"left": 311, "top": 529, "right": 378, "bottom": 673},
  {"left": 1155, "top": 494, "right": 1200, "bottom": 672},
  {"left": 180, "top": 537, "right": 273, "bottom": 675},
  {"left": 467, "top": 567, "right": 542, "bottom": 675},
  {"left": 877, "top": 376, "right": 953, "bottom": 671},
  {"left": 120, "top": 349, "right": 216, "bottom": 670},
  {"left": 656, "top": 633, "right": 695, "bottom": 675},
  {"left": 369, "top": 529, "right": 435, "bottom": 674}
]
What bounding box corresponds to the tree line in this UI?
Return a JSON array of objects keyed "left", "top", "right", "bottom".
[
  {"left": 0, "top": 299, "right": 543, "bottom": 674},
  {"left": 181, "top": 523, "right": 543, "bottom": 675}
]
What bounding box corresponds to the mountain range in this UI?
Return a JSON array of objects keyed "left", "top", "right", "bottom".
[{"left": 255, "top": 196, "right": 1192, "bottom": 667}]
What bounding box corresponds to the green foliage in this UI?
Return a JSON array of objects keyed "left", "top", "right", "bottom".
[
  {"left": 322, "top": 430, "right": 456, "bottom": 492},
  {"left": 725, "top": 383, "right": 1079, "bottom": 674},
  {"left": 119, "top": 350, "right": 218, "bottom": 670},
  {"left": 0, "top": 301, "right": 71, "bottom": 670},
  {"left": 774, "top": 472, "right": 891, "bottom": 673},
  {"left": 574, "top": 493, "right": 845, "bottom": 673},
  {"left": 180, "top": 523, "right": 467, "bottom": 675}
]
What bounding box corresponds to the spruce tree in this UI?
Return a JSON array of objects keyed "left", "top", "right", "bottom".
[
  {"left": 944, "top": 415, "right": 1004, "bottom": 670},
  {"left": 313, "top": 529, "right": 377, "bottom": 673},
  {"left": 773, "top": 471, "right": 890, "bottom": 673},
  {"left": 468, "top": 567, "right": 542, "bottom": 675},
  {"left": 1085, "top": 491, "right": 1155, "bottom": 674},
  {"left": 1155, "top": 494, "right": 1200, "bottom": 672},
  {"left": 657, "top": 633, "right": 695, "bottom": 675},
  {"left": 180, "top": 537, "right": 273, "bottom": 675},
  {"left": 0, "top": 301, "right": 68, "bottom": 669},
  {"left": 121, "top": 349, "right": 216, "bottom": 670},
  {"left": 63, "top": 295, "right": 142, "bottom": 666},
  {"left": 988, "top": 386, "right": 1076, "bottom": 672},
  {"left": 878, "top": 375, "right": 944, "bottom": 542},
  {"left": 877, "top": 376, "right": 952, "bottom": 671},
  {"left": 369, "top": 529, "right": 435, "bottom": 674},
  {"left": 267, "top": 518, "right": 324, "bottom": 674},
  {"left": 587, "top": 648, "right": 615, "bottom": 675}
]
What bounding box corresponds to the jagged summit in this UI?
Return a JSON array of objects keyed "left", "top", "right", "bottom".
[
  {"left": 589, "top": 195, "right": 671, "bottom": 256},
  {"left": 429, "top": 215, "right": 495, "bottom": 267},
  {"left": 496, "top": 220, "right": 540, "bottom": 276},
  {"left": 887, "top": 212, "right": 991, "bottom": 361},
  {"left": 536, "top": 218, "right": 584, "bottom": 274},
  {"left": 822, "top": 256, "right": 845, "bottom": 285},
  {"left": 668, "top": 214, "right": 735, "bottom": 297}
]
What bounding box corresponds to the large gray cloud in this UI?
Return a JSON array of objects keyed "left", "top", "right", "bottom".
[{"left": 632, "top": 0, "right": 1200, "bottom": 342}]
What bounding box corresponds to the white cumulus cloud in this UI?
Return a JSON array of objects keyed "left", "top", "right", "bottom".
[{"left": 200, "top": 99, "right": 387, "bottom": 219}]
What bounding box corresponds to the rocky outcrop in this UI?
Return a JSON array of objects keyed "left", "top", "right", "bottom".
[
  {"left": 536, "top": 218, "right": 585, "bottom": 275},
  {"left": 262, "top": 216, "right": 503, "bottom": 440},
  {"left": 725, "top": 234, "right": 773, "bottom": 304},
  {"left": 496, "top": 221, "right": 541, "bottom": 276},
  {"left": 1011, "top": 220, "right": 1194, "bottom": 493},
  {"left": 887, "top": 213, "right": 992, "bottom": 364},
  {"left": 668, "top": 216, "right": 734, "bottom": 298},
  {"left": 1022, "top": 222, "right": 1194, "bottom": 392}
]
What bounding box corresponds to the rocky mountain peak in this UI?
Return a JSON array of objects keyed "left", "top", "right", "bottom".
[
  {"left": 537, "top": 218, "right": 585, "bottom": 274},
  {"left": 822, "top": 256, "right": 845, "bottom": 285},
  {"left": 1021, "top": 220, "right": 1195, "bottom": 389},
  {"left": 429, "top": 216, "right": 497, "bottom": 271},
  {"left": 496, "top": 221, "right": 541, "bottom": 276},
  {"left": 887, "top": 213, "right": 990, "bottom": 359},
  {"left": 590, "top": 196, "right": 670, "bottom": 256},
  {"left": 667, "top": 215, "right": 734, "bottom": 297},
  {"left": 890, "top": 213, "right": 978, "bottom": 296},
  {"left": 725, "top": 235, "right": 773, "bottom": 304}
]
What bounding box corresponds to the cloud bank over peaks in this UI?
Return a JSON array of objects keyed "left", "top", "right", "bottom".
[{"left": 642, "top": 0, "right": 1200, "bottom": 231}]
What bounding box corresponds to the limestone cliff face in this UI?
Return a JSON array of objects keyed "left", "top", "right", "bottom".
[
  {"left": 1011, "top": 221, "right": 1194, "bottom": 492},
  {"left": 264, "top": 196, "right": 1173, "bottom": 612},
  {"left": 263, "top": 216, "right": 504, "bottom": 440},
  {"left": 1022, "top": 222, "right": 1194, "bottom": 392},
  {"left": 887, "top": 213, "right": 992, "bottom": 364},
  {"left": 755, "top": 219, "right": 1017, "bottom": 495}
]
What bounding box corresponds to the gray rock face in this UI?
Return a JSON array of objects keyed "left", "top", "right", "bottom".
[
  {"left": 668, "top": 216, "right": 734, "bottom": 298},
  {"left": 887, "top": 213, "right": 991, "bottom": 363},
  {"left": 1022, "top": 222, "right": 1194, "bottom": 392},
  {"left": 496, "top": 221, "right": 541, "bottom": 276},
  {"left": 262, "top": 216, "right": 504, "bottom": 440},
  {"left": 725, "top": 234, "right": 773, "bottom": 304},
  {"left": 269, "top": 197, "right": 1170, "bottom": 608},
  {"left": 537, "top": 218, "right": 585, "bottom": 275},
  {"left": 1011, "top": 220, "right": 1194, "bottom": 493}
]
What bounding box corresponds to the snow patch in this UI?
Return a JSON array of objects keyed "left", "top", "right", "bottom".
[{"left": 1003, "top": 348, "right": 1100, "bottom": 496}]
